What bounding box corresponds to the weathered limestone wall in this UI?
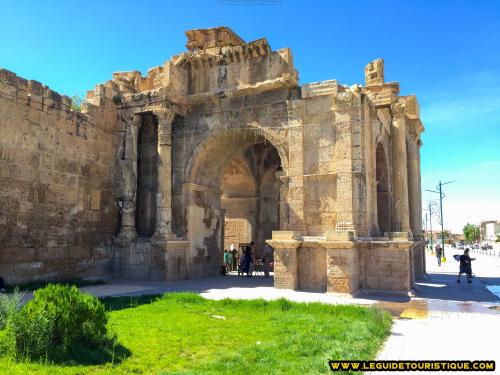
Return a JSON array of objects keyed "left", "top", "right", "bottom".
[
  {"left": 360, "top": 241, "right": 412, "bottom": 292},
  {"left": 300, "top": 81, "right": 337, "bottom": 236},
  {"left": 0, "top": 69, "right": 121, "bottom": 283},
  {"left": 223, "top": 218, "right": 251, "bottom": 249},
  {"left": 297, "top": 242, "right": 327, "bottom": 292}
]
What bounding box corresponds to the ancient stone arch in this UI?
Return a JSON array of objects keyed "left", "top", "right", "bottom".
[{"left": 185, "top": 127, "right": 289, "bottom": 188}]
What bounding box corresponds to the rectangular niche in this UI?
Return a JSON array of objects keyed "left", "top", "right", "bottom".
[{"left": 135, "top": 114, "right": 158, "bottom": 237}]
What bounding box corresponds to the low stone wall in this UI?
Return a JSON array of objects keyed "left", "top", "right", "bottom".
[
  {"left": 112, "top": 240, "right": 165, "bottom": 280},
  {"left": 271, "top": 233, "right": 417, "bottom": 295},
  {"left": 360, "top": 241, "right": 413, "bottom": 292},
  {"left": 113, "top": 236, "right": 223, "bottom": 282}
]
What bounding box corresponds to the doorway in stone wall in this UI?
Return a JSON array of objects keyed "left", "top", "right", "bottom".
[{"left": 185, "top": 131, "right": 286, "bottom": 281}]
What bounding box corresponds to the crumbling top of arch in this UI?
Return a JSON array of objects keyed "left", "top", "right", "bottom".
[
  {"left": 107, "top": 27, "right": 296, "bottom": 101},
  {"left": 185, "top": 26, "right": 245, "bottom": 52}
]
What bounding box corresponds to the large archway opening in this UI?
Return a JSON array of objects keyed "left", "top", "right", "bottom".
[
  {"left": 375, "top": 142, "right": 391, "bottom": 235},
  {"left": 221, "top": 142, "right": 281, "bottom": 258},
  {"left": 185, "top": 131, "right": 285, "bottom": 279}
]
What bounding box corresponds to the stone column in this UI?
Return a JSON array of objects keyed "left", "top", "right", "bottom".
[
  {"left": 406, "top": 133, "right": 421, "bottom": 237},
  {"left": 116, "top": 114, "right": 140, "bottom": 244},
  {"left": 416, "top": 140, "right": 423, "bottom": 236},
  {"left": 390, "top": 101, "right": 411, "bottom": 237},
  {"left": 152, "top": 109, "right": 176, "bottom": 244}
]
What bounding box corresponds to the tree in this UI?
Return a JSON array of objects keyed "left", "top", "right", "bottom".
[
  {"left": 70, "top": 94, "right": 83, "bottom": 112},
  {"left": 463, "top": 223, "right": 480, "bottom": 243},
  {"left": 438, "top": 230, "right": 450, "bottom": 239}
]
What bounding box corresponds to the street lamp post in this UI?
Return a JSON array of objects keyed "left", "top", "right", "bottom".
[
  {"left": 426, "top": 180, "right": 455, "bottom": 257},
  {"left": 424, "top": 201, "right": 437, "bottom": 252}
]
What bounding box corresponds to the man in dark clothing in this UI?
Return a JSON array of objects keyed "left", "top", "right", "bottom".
[
  {"left": 243, "top": 242, "right": 254, "bottom": 277},
  {"left": 435, "top": 244, "right": 443, "bottom": 266},
  {"left": 457, "top": 248, "right": 475, "bottom": 283},
  {"left": 0, "top": 277, "right": 4, "bottom": 292}
]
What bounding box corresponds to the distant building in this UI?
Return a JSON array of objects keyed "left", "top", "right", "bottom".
[{"left": 480, "top": 221, "right": 500, "bottom": 243}]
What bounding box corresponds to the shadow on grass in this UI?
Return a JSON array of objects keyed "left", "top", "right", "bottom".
[
  {"left": 60, "top": 342, "right": 132, "bottom": 366},
  {"left": 100, "top": 294, "right": 163, "bottom": 312},
  {"left": 12, "top": 342, "right": 132, "bottom": 367}
]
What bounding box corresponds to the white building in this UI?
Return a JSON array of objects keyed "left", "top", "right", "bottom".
[{"left": 481, "top": 220, "right": 500, "bottom": 243}]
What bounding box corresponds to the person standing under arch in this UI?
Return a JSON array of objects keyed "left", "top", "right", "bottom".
[{"left": 244, "top": 242, "right": 254, "bottom": 277}]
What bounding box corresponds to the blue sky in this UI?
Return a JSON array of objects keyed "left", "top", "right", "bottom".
[{"left": 1, "top": 0, "right": 499, "bottom": 233}]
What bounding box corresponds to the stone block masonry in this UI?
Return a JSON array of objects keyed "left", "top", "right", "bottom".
[{"left": 0, "top": 69, "right": 122, "bottom": 283}]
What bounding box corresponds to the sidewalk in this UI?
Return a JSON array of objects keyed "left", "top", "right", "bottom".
[{"left": 371, "top": 249, "right": 500, "bottom": 374}]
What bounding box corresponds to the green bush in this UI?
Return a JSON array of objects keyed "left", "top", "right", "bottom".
[
  {"left": 0, "top": 289, "right": 23, "bottom": 329},
  {"left": 2, "top": 284, "right": 115, "bottom": 362}
]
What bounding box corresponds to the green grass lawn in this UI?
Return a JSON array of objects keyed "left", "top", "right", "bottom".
[{"left": 0, "top": 293, "right": 392, "bottom": 374}]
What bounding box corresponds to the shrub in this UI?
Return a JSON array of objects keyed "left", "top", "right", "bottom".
[
  {"left": 0, "top": 289, "right": 23, "bottom": 329},
  {"left": 70, "top": 95, "right": 83, "bottom": 111},
  {"left": 3, "top": 284, "right": 115, "bottom": 362}
]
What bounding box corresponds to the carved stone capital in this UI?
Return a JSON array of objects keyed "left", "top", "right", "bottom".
[
  {"left": 391, "top": 101, "right": 407, "bottom": 120},
  {"left": 155, "top": 109, "right": 176, "bottom": 125},
  {"left": 155, "top": 109, "right": 176, "bottom": 146}
]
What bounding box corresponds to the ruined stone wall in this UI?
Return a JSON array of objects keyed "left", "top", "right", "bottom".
[
  {"left": 0, "top": 69, "right": 121, "bottom": 283},
  {"left": 184, "top": 47, "right": 295, "bottom": 96}
]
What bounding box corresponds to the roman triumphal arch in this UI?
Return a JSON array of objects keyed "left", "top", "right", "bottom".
[
  {"left": 109, "top": 27, "right": 425, "bottom": 294},
  {"left": 0, "top": 27, "right": 425, "bottom": 294}
]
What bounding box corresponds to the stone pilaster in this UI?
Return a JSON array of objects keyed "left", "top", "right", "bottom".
[
  {"left": 268, "top": 231, "right": 301, "bottom": 290},
  {"left": 274, "top": 170, "right": 289, "bottom": 230},
  {"left": 334, "top": 92, "right": 355, "bottom": 232},
  {"left": 116, "top": 114, "right": 140, "bottom": 245},
  {"left": 152, "top": 109, "right": 176, "bottom": 244},
  {"left": 322, "top": 241, "right": 359, "bottom": 294},
  {"left": 286, "top": 99, "right": 305, "bottom": 232},
  {"left": 390, "top": 101, "right": 411, "bottom": 236}
]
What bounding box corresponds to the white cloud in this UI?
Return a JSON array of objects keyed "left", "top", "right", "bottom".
[{"left": 419, "top": 70, "right": 500, "bottom": 129}]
